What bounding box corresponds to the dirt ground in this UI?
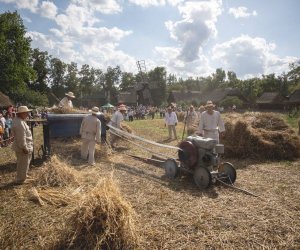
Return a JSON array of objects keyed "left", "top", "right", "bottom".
[{"left": 0, "top": 118, "right": 299, "bottom": 249}]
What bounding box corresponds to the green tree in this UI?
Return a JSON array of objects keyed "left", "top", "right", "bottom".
[
  {"left": 0, "top": 11, "right": 35, "bottom": 99},
  {"left": 148, "top": 66, "right": 167, "bottom": 106},
  {"left": 49, "top": 57, "right": 67, "bottom": 99},
  {"left": 120, "top": 72, "right": 135, "bottom": 91},
  {"left": 104, "top": 66, "right": 122, "bottom": 104},
  {"left": 28, "top": 48, "right": 49, "bottom": 93}
]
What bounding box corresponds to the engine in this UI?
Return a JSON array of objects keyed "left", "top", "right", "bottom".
[{"left": 178, "top": 135, "right": 224, "bottom": 170}]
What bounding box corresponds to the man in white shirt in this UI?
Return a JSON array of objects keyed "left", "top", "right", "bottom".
[
  {"left": 80, "top": 107, "right": 101, "bottom": 166},
  {"left": 165, "top": 106, "right": 178, "bottom": 140},
  {"left": 11, "top": 106, "right": 33, "bottom": 184},
  {"left": 199, "top": 101, "right": 225, "bottom": 144},
  {"left": 109, "top": 105, "right": 127, "bottom": 148},
  {"left": 59, "top": 91, "right": 75, "bottom": 109}
]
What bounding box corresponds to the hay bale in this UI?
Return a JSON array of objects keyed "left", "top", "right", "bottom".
[
  {"left": 49, "top": 107, "right": 86, "bottom": 114},
  {"left": 65, "top": 177, "right": 138, "bottom": 249},
  {"left": 223, "top": 112, "right": 300, "bottom": 160},
  {"left": 34, "top": 155, "right": 80, "bottom": 187},
  {"left": 176, "top": 112, "right": 185, "bottom": 122},
  {"left": 121, "top": 123, "right": 133, "bottom": 134}
]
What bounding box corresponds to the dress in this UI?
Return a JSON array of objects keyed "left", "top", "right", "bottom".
[{"left": 11, "top": 117, "right": 33, "bottom": 183}]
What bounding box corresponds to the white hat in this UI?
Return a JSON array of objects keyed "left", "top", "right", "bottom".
[
  {"left": 91, "top": 106, "right": 100, "bottom": 115},
  {"left": 17, "top": 106, "right": 32, "bottom": 113},
  {"left": 65, "top": 91, "right": 75, "bottom": 98}
]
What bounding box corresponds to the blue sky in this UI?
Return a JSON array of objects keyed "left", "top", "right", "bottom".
[{"left": 0, "top": 0, "right": 299, "bottom": 79}]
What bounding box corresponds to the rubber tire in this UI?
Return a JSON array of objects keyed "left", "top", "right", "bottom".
[
  {"left": 220, "top": 162, "right": 236, "bottom": 184},
  {"left": 193, "top": 167, "right": 212, "bottom": 189},
  {"left": 164, "top": 159, "right": 179, "bottom": 178}
]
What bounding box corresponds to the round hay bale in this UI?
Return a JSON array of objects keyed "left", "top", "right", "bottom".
[
  {"left": 223, "top": 112, "right": 300, "bottom": 160},
  {"left": 34, "top": 155, "right": 80, "bottom": 187},
  {"left": 65, "top": 177, "right": 139, "bottom": 249}
]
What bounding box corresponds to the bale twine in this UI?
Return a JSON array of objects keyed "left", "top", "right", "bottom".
[
  {"left": 223, "top": 112, "right": 300, "bottom": 160},
  {"left": 34, "top": 155, "right": 80, "bottom": 187},
  {"left": 65, "top": 177, "right": 139, "bottom": 249}
]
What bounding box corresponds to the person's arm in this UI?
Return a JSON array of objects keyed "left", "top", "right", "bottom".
[
  {"left": 218, "top": 112, "right": 225, "bottom": 133},
  {"left": 95, "top": 120, "right": 101, "bottom": 143},
  {"left": 198, "top": 113, "right": 204, "bottom": 135}
]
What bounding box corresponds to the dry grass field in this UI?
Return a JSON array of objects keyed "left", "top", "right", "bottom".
[{"left": 0, "top": 113, "right": 300, "bottom": 249}]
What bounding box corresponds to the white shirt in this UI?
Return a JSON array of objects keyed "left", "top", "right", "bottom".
[
  {"left": 199, "top": 110, "right": 225, "bottom": 134},
  {"left": 80, "top": 115, "right": 101, "bottom": 142},
  {"left": 59, "top": 97, "right": 73, "bottom": 109},
  {"left": 110, "top": 111, "right": 124, "bottom": 128},
  {"left": 165, "top": 112, "right": 178, "bottom": 126}
]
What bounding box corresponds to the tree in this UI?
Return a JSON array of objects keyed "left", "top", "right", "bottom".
[
  {"left": 148, "top": 66, "right": 167, "bottom": 106},
  {"left": 29, "top": 48, "right": 49, "bottom": 93},
  {"left": 120, "top": 72, "right": 135, "bottom": 91},
  {"left": 104, "top": 66, "right": 122, "bottom": 104},
  {"left": 49, "top": 57, "right": 67, "bottom": 99},
  {"left": 64, "top": 62, "right": 79, "bottom": 94},
  {"left": 0, "top": 11, "right": 35, "bottom": 98}
]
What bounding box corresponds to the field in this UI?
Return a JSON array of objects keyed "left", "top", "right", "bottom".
[{"left": 0, "top": 114, "right": 300, "bottom": 249}]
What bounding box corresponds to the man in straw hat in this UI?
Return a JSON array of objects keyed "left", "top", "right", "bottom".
[
  {"left": 109, "top": 104, "right": 127, "bottom": 148},
  {"left": 59, "top": 91, "right": 75, "bottom": 109},
  {"left": 198, "top": 100, "right": 225, "bottom": 143},
  {"left": 80, "top": 107, "right": 101, "bottom": 166},
  {"left": 11, "top": 106, "right": 33, "bottom": 184},
  {"left": 165, "top": 106, "right": 178, "bottom": 140}
]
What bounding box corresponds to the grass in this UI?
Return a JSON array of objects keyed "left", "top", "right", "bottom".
[{"left": 0, "top": 114, "right": 300, "bottom": 249}]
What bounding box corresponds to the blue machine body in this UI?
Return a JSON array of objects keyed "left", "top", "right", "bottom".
[{"left": 47, "top": 113, "right": 106, "bottom": 138}]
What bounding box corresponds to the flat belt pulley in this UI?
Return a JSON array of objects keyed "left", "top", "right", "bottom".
[{"left": 178, "top": 141, "right": 198, "bottom": 169}]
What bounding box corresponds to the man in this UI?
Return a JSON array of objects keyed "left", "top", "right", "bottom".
[
  {"left": 59, "top": 91, "right": 75, "bottom": 109},
  {"left": 165, "top": 106, "right": 178, "bottom": 140},
  {"left": 185, "top": 105, "right": 198, "bottom": 136},
  {"left": 11, "top": 106, "right": 33, "bottom": 184},
  {"left": 80, "top": 107, "right": 101, "bottom": 166},
  {"left": 199, "top": 101, "right": 225, "bottom": 144},
  {"left": 109, "top": 104, "right": 127, "bottom": 148}
]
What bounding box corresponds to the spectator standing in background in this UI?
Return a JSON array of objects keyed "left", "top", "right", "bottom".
[{"left": 165, "top": 106, "right": 178, "bottom": 140}]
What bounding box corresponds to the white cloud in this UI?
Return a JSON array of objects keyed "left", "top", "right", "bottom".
[
  {"left": 0, "top": 0, "right": 38, "bottom": 12},
  {"left": 128, "top": 0, "right": 183, "bottom": 7},
  {"left": 40, "top": 1, "right": 57, "bottom": 19},
  {"left": 71, "top": 0, "right": 122, "bottom": 14},
  {"left": 228, "top": 6, "right": 257, "bottom": 19},
  {"left": 154, "top": 46, "right": 214, "bottom": 78},
  {"left": 212, "top": 35, "right": 297, "bottom": 77},
  {"left": 166, "top": 0, "right": 222, "bottom": 62}
]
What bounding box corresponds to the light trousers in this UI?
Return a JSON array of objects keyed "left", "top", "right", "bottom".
[
  {"left": 15, "top": 151, "right": 32, "bottom": 183},
  {"left": 203, "top": 131, "right": 220, "bottom": 144},
  {"left": 81, "top": 138, "right": 96, "bottom": 164},
  {"left": 168, "top": 125, "right": 177, "bottom": 139}
]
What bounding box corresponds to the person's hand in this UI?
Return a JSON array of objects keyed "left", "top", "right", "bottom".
[{"left": 23, "top": 148, "right": 29, "bottom": 154}]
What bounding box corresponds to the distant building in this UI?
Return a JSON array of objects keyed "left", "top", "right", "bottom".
[
  {"left": 0, "top": 91, "right": 14, "bottom": 108},
  {"left": 285, "top": 89, "right": 300, "bottom": 109},
  {"left": 79, "top": 91, "right": 106, "bottom": 108},
  {"left": 200, "top": 88, "right": 248, "bottom": 106},
  {"left": 167, "top": 90, "right": 201, "bottom": 104},
  {"left": 256, "top": 92, "right": 287, "bottom": 110}
]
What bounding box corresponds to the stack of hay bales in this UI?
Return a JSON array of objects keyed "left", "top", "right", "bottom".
[
  {"left": 34, "top": 155, "right": 80, "bottom": 187},
  {"left": 64, "top": 178, "right": 138, "bottom": 249},
  {"left": 223, "top": 112, "right": 300, "bottom": 160}
]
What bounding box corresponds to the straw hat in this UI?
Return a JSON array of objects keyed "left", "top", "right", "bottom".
[
  {"left": 17, "top": 106, "right": 32, "bottom": 113},
  {"left": 65, "top": 91, "right": 75, "bottom": 98},
  {"left": 119, "top": 104, "right": 127, "bottom": 111},
  {"left": 91, "top": 106, "right": 100, "bottom": 115},
  {"left": 205, "top": 100, "right": 215, "bottom": 108}
]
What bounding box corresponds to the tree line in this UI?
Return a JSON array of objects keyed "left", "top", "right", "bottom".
[{"left": 0, "top": 11, "right": 299, "bottom": 107}]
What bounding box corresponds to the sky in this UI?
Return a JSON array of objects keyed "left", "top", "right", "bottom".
[{"left": 0, "top": 0, "right": 299, "bottom": 79}]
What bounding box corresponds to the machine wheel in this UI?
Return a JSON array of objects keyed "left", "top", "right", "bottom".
[
  {"left": 164, "top": 159, "right": 179, "bottom": 178},
  {"left": 193, "top": 167, "right": 212, "bottom": 189},
  {"left": 219, "top": 162, "right": 236, "bottom": 184}
]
